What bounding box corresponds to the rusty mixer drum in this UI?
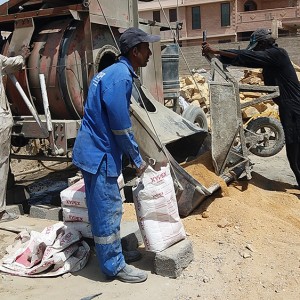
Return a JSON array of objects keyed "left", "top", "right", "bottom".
[{"left": 5, "top": 18, "right": 120, "bottom": 119}]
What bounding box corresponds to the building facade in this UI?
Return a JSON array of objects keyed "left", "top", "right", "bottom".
[{"left": 138, "top": 0, "right": 300, "bottom": 46}]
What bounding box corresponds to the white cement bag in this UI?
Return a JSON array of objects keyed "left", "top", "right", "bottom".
[
  {"left": 62, "top": 207, "right": 89, "bottom": 223},
  {"left": 60, "top": 175, "right": 125, "bottom": 208},
  {"left": 132, "top": 164, "right": 186, "bottom": 252},
  {"left": 64, "top": 221, "right": 93, "bottom": 239},
  {"left": 60, "top": 179, "right": 86, "bottom": 208},
  {"left": 0, "top": 222, "right": 90, "bottom": 277}
]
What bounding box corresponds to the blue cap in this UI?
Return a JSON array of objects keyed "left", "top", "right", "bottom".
[{"left": 119, "top": 27, "right": 160, "bottom": 54}]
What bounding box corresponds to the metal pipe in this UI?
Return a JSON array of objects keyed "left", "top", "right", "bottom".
[
  {"left": 39, "top": 73, "right": 60, "bottom": 154},
  {"left": 9, "top": 74, "right": 48, "bottom": 136},
  {"left": 39, "top": 74, "right": 53, "bottom": 132},
  {"left": 10, "top": 154, "right": 72, "bottom": 162}
]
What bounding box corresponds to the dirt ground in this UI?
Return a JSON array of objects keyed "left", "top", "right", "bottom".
[{"left": 1, "top": 148, "right": 300, "bottom": 300}]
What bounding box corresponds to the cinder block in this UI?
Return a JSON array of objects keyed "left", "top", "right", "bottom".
[
  {"left": 6, "top": 204, "right": 24, "bottom": 216},
  {"left": 30, "top": 205, "right": 62, "bottom": 221},
  {"left": 154, "top": 239, "right": 194, "bottom": 278}
]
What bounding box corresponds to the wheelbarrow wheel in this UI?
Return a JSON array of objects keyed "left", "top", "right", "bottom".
[
  {"left": 245, "top": 117, "right": 285, "bottom": 157},
  {"left": 182, "top": 105, "right": 208, "bottom": 131}
]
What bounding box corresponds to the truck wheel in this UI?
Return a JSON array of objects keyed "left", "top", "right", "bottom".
[
  {"left": 245, "top": 117, "right": 285, "bottom": 157},
  {"left": 182, "top": 106, "right": 208, "bottom": 131}
]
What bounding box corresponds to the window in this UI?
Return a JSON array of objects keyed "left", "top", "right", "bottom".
[
  {"left": 153, "top": 10, "right": 160, "bottom": 22},
  {"left": 288, "top": 0, "right": 297, "bottom": 7},
  {"left": 169, "top": 8, "right": 177, "bottom": 22},
  {"left": 221, "top": 3, "right": 230, "bottom": 27},
  {"left": 192, "top": 6, "right": 201, "bottom": 30},
  {"left": 244, "top": 0, "right": 257, "bottom": 11}
]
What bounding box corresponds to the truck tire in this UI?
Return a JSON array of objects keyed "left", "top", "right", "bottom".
[
  {"left": 182, "top": 105, "right": 208, "bottom": 131},
  {"left": 245, "top": 117, "right": 285, "bottom": 157}
]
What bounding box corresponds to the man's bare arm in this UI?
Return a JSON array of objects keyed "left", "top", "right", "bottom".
[{"left": 202, "top": 42, "right": 238, "bottom": 59}]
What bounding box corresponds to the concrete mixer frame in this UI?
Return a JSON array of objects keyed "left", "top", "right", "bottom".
[{"left": 0, "top": 0, "right": 165, "bottom": 161}]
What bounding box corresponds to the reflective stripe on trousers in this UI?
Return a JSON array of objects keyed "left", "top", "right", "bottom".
[
  {"left": 111, "top": 127, "right": 133, "bottom": 136},
  {"left": 82, "top": 158, "right": 125, "bottom": 277}
]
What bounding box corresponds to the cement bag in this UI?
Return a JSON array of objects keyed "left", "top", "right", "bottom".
[
  {"left": 62, "top": 207, "right": 89, "bottom": 223},
  {"left": 60, "top": 175, "right": 125, "bottom": 208},
  {"left": 132, "top": 164, "right": 186, "bottom": 252},
  {"left": 60, "top": 179, "right": 87, "bottom": 208},
  {"left": 0, "top": 222, "right": 90, "bottom": 277},
  {"left": 64, "top": 221, "right": 93, "bottom": 239}
]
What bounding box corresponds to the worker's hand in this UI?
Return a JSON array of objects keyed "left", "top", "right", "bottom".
[
  {"left": 136, "top": 160, "right": 148, "bottom": 177},
  {"left": 202, "top": 42, "right": 215, "bottom": 57},
  {"left": 20, "top": 45, "right": 31, "bottom": 59}
]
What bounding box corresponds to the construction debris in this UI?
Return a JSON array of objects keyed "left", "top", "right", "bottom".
[
  {"left": 179, "top": 68, "right": 283, "bottom": 121},
  {"left": 179, "top": 73, "right": 209, "bottom": 110},
  {"left": 179, "top": 62, "right": 300, "bottom": 110}
]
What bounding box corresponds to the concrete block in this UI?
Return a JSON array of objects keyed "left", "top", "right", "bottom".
[
  {"left": 154, "top": 239, "right": 194, "bottom": 278},
  {"left": 6, "top": 204, "right": 24, "bottom": 216},
  {"left": 30, "top": 205, "right": 62, "bottom": 221}
]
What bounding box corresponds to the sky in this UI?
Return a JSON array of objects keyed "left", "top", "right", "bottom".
[{"left": 0, "top": 0, "right": 7, "bottom": 4}]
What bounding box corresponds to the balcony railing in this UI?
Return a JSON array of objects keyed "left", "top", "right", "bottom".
[
  {"left": 237, "top": 6, "right": 300, "bottom": 32},
  {"left": 238, "top": 6, "right": 299, "bottom": 24}
]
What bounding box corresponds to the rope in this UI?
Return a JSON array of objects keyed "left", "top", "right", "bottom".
[{"left": 96, "top": 0, "right": 120, "bottom": 52}]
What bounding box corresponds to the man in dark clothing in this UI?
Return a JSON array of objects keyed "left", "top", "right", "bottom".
[{"left": 202, "top": 28, "right": 300, "bottom": 187}]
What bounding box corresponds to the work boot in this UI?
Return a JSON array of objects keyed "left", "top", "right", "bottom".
[
  {"left": 123, "top": 250, "right": 142, "bottom": 263},
  {"left": 0, "top": 211, "right": 18, "bottom": 223},
  {"left": 115, "top": 264, "right": 147, "bottom": 283}
]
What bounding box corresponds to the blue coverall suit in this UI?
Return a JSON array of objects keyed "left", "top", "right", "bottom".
[{"left": 72, "top": 57, "right": 143, "bottom": 276}]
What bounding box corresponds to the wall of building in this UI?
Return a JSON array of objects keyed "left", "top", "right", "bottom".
[
  {"left": 139, "top": 6, "right": 188, "bottom": 41},
  {"left": 139, "top": 0, "right": 300, "bottom": 45},
  {"left": 236, "top": 0, "right": 293, "bottom": 12},
  {"left": 184, "top": 2, "right": 235, "bottom": 39},
  {"left": 261, "top": 0, "right": 295, "bottom": 10},
  {"left": 139, "top": 2, "right": 237, "bottom": 44}
]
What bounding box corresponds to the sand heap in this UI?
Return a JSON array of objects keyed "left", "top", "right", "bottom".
[{"left": 180, "top": 151, "right": 228, "bottom": 196}]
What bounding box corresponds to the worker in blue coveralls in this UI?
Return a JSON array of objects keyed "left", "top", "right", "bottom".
[{"left": 72, "top": 27, "right": 160, "bottom": 283}]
